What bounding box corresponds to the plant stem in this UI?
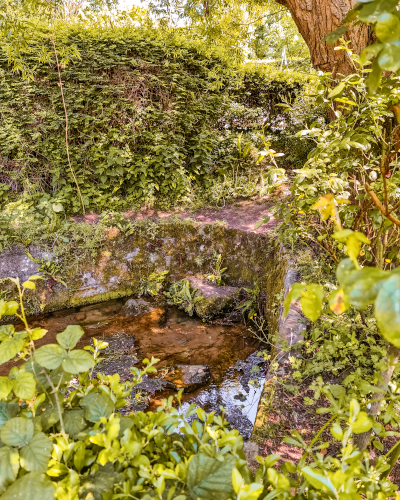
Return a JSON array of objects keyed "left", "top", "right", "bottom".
[
  {"left": 43, "top": 369, "right": 67, "bottom": 438},
  {"left": 50, "top": 35, "right": 86, "bottom": 215}
]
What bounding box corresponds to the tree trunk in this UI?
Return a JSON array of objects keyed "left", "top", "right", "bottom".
[{"left": 274, "top": 0, "right": 371, "bottom": 75}]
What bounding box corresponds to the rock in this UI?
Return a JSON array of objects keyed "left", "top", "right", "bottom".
[
  {"left": 122, "top": 298, "right": 149, "bottom": 316},
  {"left": 166, "top": 365, "right": 210, "bottom": 392},
  {"left": 187, "top": 277, "right": 240, "bottom": 319}
]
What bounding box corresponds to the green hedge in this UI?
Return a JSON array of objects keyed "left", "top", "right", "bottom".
[{"left": 0, "top": 26, "right": 313, "bottom": 212}]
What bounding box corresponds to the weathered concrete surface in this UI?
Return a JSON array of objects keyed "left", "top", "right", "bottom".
[
  {"left": 187, "top": 277, "right": 240, "bottom": 318},
  {"left": 0, "top": 219, "right": 288, "bottom": 334}
]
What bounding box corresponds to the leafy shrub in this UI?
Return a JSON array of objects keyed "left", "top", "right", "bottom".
[
  {"left": 0, "top": 25, "right": 315, "bottom": 213},
  {"left": 0, "top": 275, "right": 400, "bottom": 498}
]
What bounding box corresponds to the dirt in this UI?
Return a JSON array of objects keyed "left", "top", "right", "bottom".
[{"left": 75, "top": 197, "right": 278, "bottom": 234}]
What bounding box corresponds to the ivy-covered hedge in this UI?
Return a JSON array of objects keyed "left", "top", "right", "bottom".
[{"left": 0, "top": 26, "right": 313, "bottom": 212}]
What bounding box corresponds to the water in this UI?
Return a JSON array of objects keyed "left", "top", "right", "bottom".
[{"left": 3, "top": 296, "right": 267, "bottom": 439}]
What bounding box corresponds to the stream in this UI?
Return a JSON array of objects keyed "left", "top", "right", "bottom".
[{"left": 2, "top": 296, "right": 268, "bottom": 440}]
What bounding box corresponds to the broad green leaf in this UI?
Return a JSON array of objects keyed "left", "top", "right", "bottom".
[
  {"left": 376, "top": 13, "right": 400, "bottom": 42},
  {"left": 375, "top": 274, "right": 400, "bottom": 346},
  {"left": 62, "top": 350, "right": 94, "bottom": 374},
  {"left": 301, "top": 284, "right": 323, "bottom": 322},
  {"left": 344, "top": 267, "right": 389, "bottom": 310},
  {"left": 378, "top": 42, "right": 400, "bottom": 71},
  {"left": 330, "top": 421, "right": 343, "bottom": 441},
  {"left": 79, "top": 471, "right": 123, "bottom": 500},
  {"left": 328, "top": 82, "right": 345, "bottom": 99},
  {"left": 0, "top": 402, "right": 20, "bottom": 429},
  {"left": 0, "top": 325, "right": 15, "bottom": 339},
  {"left": 30, "top": 328, "right": 47, "bottom": 341},
  {"left": 352, "top": 411, "right": 373, "bottom": 434},
  {"left": 10, "top": 371, "right": 36, "bottom": 400},
  {"left": 301, "top": 466, "right": 337, "bottom": 495},
  {"left": 360, "top": 43, "right": 384, "bottom": 64},
  {"left": 0, "top": 472, "right": 55, "bottom": 500},
  {"left": 232, "top": 468, "right": 243, "bottom": 494},
  {"left": 22, "top": 281, "right": 35, "bottom": 290},
  {"left": 359, "top": 0, "right": 399, "bottom": 23},
  {"left": 64, "top": 410, "right": 87, "bottom": 438},
  {"left": 4, "top": 302, "right": 19, "bottom": 316},
  {"left": 336, "top": 259, "right": 357, "bottom": 286},
  {"left": 34, "top": 344, "right": 66, "bottom": 369},
  {"left": 0, "top": 335, "right": 26, "bottom": 365},
  {"left": 321, "top": 25, "right": 349, "bottom": 44},
  {"left": 0, "top": 377, "right": 13, "bottom": 400},
  {"left": 283, "top": 282, "right": 304, "bottom": 316},
  {"left": 20, "top": 433, "right": 52, "bottom": 472},
  {"left": 366, "top": 58, "right": 383, "bottom": 95},
  {"left": 238, "top": 483, "right": 263, "bottom": 500},
  {"left": 0, "top": 417, "right": 34, "bottom": 447},
  {"left": 187, "top": 454, "right": 236, "bottom": 500},
  {"left": 56, "top": 325, "right": 84, "bottom": 350},
  {"left": 0, "top": 446, "right": 19, "bottom": 494},
  {"left": 81, "top": 393, "right": 114, "bottom": 423}
]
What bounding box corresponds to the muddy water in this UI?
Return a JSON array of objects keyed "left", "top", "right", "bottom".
[{"left": 2, "top": 297, "right": 266, "bottom": 439}]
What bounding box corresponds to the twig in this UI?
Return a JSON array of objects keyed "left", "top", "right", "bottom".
[
  {"left": 50, "top": 35, "right": 86, "bottom": 215},
  {"left": 365, "top": 182, "right": 400, "bottom": 227}
]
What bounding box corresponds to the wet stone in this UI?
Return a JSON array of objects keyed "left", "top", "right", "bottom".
[
  {"left": 187, "top": 277, "right": 240, "bottom": 319},
  {"left": 122, "top": 298, "right": 149, "bottom": 316},
  {"left": 166, "top": 365, "right": 210, "bottom": 392}
]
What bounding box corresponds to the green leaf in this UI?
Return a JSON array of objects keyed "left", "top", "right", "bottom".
[
  {"left": 34, "top": 344, "right": 66, "bottom": 369},
  {"left": 328, "top": 82, "right": 345, "bottom": 99},
  {"left": 0, "top": 335, "right": 26, "bottom": 365},
  {"left": 187, "top": 454, "right": 235, "bottom": 500},
  {"left": 0, "top": 402, "right": 20, "bottom": 429},
  {"left": 321, "top": 25, "right": 349, "bottom": 44},
  {"left": 64, "top": 410, "right": 87, "bottom": 438},
  {"left": 378, "top": 42, "right": 400, "bottom": 71},
  {"left": 284, "top": 282, "right": 304, "bottom": 316},
  {"left": 56, "top": 325, "right": 84, "bottom": 350},
  {"left": 52, "top": 203, "right": 63, "bottom": 212},
  {"left": 79, "top": 471, "right": 123, "bottom": 500},
  {"left": 376, "top": 13, "right": 400, "bottom": 42},
  {"left": 0, "top": 446, "right": 19, "bottom": 494},
  {"left": 375, "top": 274, "right": 400, "bottom": 346},
  {"left": 344, "top": 267, "right": 389, "bottom": 310},
  {"left": 366, "top": 57, "right": 383, "bottom": 95},
  {"left": 0, "top": 417, "right": 34, "bottom": 447},
  {"left": 62, "top": 350, "right": 94, "bottom": 374},
  {"left": 352, "top": 411, "right": 373, "bottom": 434},
  {"left": 336, "top": 259, "right": 357, "bottom": 286},
  {"left": 0, "top": 377, "right": 13, "bottom": 400},
  {"left": 359, "top": 0, "right": 399, "bottom": 23},
  {"left": 0, "top": 472, "right": 55, "bottom": 500},
  {"left": 4, "top": 302, "right": 19, "bottom": 316},
  {"left": 301, "top": 466, "right": 337, "bottom": 495},
  {"left": 11, "top": 371, "right": 36, "bottom": 400},
  {"left": 301, "top": 284, "right": 324, "bottom": 322},
  {"left": 22, "top": 281, "right": 35, "bottom": 290},
  {"left": 30, "top": 328, "right": 47, "bottom": 341},
  {"left": 20, "top": 433, "right": 52, "bottom": 472},
  {"left": 81, "top": 393, "right": 114, "bottom": 423}
]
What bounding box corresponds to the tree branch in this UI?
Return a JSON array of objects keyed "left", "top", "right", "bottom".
[{"left": 365, "top": 181, "right": 400, "bottom": 227}]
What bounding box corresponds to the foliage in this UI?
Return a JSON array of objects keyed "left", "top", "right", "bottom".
[
  {"left": 323, "top": 0, "right": 400, "bottom": 93},
  {"left": 1, "top": 275, "right": 400, "bottom": 499},
  {"left": 265, "top": 48, "right": 400, "bottom": 270},
  {"left": 205, "top": 254, "right": 227, "bottom": 286},
  {"left": 163, "top": 278, "right": 203, "bottom": 316},
  {"left": 138, "top": 270, "right": 169, "bottom": 297},
  {"left": 0, "top": 24, "right": 313, "bottom": 214}
]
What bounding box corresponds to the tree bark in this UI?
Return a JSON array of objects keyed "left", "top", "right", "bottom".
[{"left": 274, "top": 0, "right": 371, "bottom": 75}]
